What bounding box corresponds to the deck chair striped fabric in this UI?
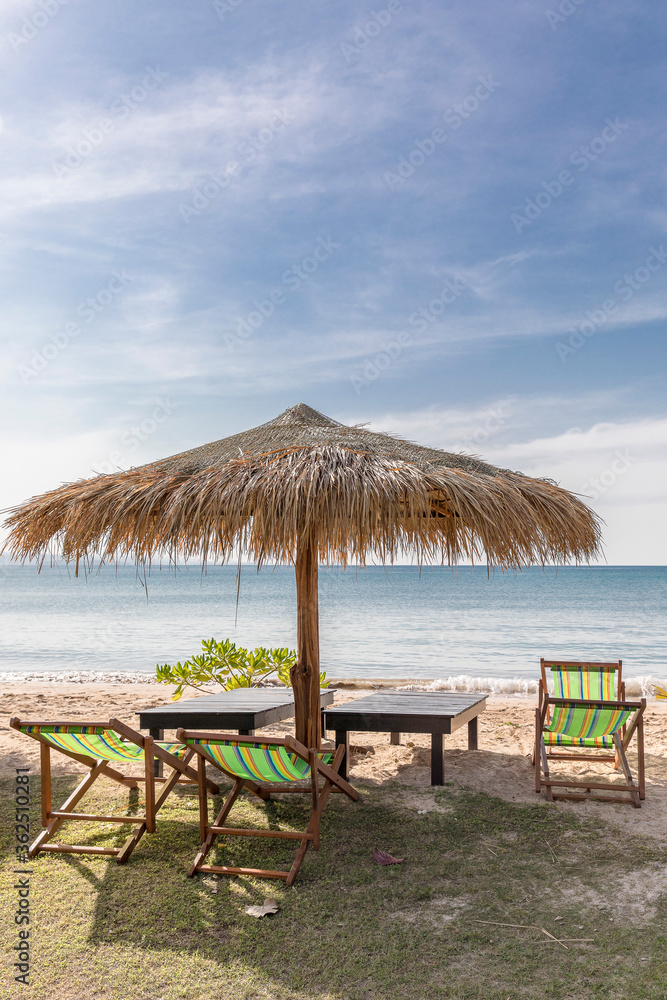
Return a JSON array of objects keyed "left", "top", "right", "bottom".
[
  {"left": 544, "top": 702, "right": 634, "bottom": 748},
  {"left": 534, "top": 693, "right": 646, "bottom": 807},
  {"left": 10, "top": 717, "right": 219, "bottom": 863},
  {"left": 177, "top": 730, "right": 359, "bottom": 886},
  {"left": 540, "top": 659, "right": 624, "bottom": 717},
  {"left": 537, "top": 658, "right": 627, "bottom": 750}
]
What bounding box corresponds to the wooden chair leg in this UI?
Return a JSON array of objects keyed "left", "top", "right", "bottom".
[
  {"left": 189, "top": 779, "right": 243, "bottom": 877},
  {"left": 534, "top": 709, "right": 542, "bottom": 793},
  {"left": 117, "top": 822, "right": 147, "bottom": 864},
  {"left": 614, "top": 735, "right": 641, "bottom": 808},
  {"left": 29, "top": 762, "right": 106, "bottom": 858},
  {"left": 29, "top": 828, "right": 58, "bottom": 857},
  {"left": 197, "top": 753, "right": 209, "bottom": 844},
  {"left": 637, "top": 715, "right": 645, "bottom": 800},
  {"left": 154, "top": 757, "right": 192, "bottom": 813},
  {"left": 117, "top": 751, "right": 197, "bottom": 865},
  {"left": 286, "top": 834, "right": 312, "bottom": 887},
  {"left": 115, "top": 738, "right": 158, "bottom": 865},
  {"left": 540, "top": 739, "right": 553, "bottom": 802},
  {"left": 285, "top": 795, "right": 328, "bottom": 886},
  {"left": 144, "top": 736, "right": 156, "bottom": 833},
  {"left": 40, "top": 743, "right": 51, "bottom": 828},
  {"left": 309, "top": 750, "right": 320, "bottom": 850},
  {"left": 286, "top": 755, "right": 344, "bottom": 885}
]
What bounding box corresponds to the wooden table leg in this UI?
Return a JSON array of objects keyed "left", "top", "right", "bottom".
[
  {"left": 390, "top": 733, "right": 401, "bottom": 745},
  {"left": 335, "top": 730, "right": 349, "bottom": 780},
  {"left": 149, "top": 728, "right": 164, "bottom": 777},
  {"left": 468, "top": 716, "right": 478, "bottom": 751},
  {"left": 431, "top": 733, "right": 444, "bottom": 786}
]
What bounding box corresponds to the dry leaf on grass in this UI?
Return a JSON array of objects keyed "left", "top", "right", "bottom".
[
  {"left": 372, "top": 848, "right": 404, "bottom": 865},
  {"left": 244, "top": 899, "right": 280, "bottom": 918}
]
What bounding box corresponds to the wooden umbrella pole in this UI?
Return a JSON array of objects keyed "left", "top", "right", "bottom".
[{"left": 292, "top": 532, "right": 321, "bottom": 750}]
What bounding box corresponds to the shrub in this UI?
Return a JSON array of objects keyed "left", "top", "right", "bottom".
[{"left": 156, "top": 637, "right": 327, "bottom": 701}]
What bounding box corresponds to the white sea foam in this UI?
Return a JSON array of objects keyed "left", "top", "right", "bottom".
[
  {"left": 1, "top": 669, "right": 665, "bottom": 699},
  {"left": 396, "top": 674, "right": 666, "bottom": 699},
  {"left": 0, "top": 669, "right": 285, "bottom": 687},
  {"left": 394, "top": 676, "right": 538, "bottom": 695},
  {"left": 619, "top": 676, "right": 665, "bottom": 698},
  {"left": 0, "top": 670, "right": 161, "bottom": 685}
]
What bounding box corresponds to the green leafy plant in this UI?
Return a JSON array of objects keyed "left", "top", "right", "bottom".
[{"left": 156, "top": 637, "right": 328, "bottom": 701}]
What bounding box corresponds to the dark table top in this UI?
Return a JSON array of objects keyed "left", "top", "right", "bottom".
[
  {"left": 322, "top": 690, "right": 488, "bottom": 734},
  {"left": 139, "top": 687, "right": 335, "bottom": 731}
]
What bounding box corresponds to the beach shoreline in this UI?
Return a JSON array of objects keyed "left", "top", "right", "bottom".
[
  {"left": 3, "top": 678, "right": 667, "bottom": 845},
  {"left": 1, "top": 670, "right": 663, "bottom": 697}
]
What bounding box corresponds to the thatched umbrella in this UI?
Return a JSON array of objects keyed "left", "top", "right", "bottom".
[{"left": 2, "top": 402, "right": 601, "bottom": 748}]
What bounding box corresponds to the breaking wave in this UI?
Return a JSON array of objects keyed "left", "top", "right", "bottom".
[
  {"left": 2, "top": 670, "right": 665, "bottom": 700},
  {"left": 0, "top": 670, "right": 161, "bottom": 685},
  {"left": 396, "top": 674, "right": 665, "bottom": 698}
]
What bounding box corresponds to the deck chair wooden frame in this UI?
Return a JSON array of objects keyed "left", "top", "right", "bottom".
[
  {"left": 534, "top": 695, "right": 646, "bottom": 807},
  {"left": 10, "top": 716, "right": 219, "bottom": 863},
  {"left": 176, "top": 729, "right": 359, "bottom": 886}
]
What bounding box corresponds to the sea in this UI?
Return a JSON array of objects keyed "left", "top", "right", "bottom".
[{"left": 0, "top": 564, "right": 665, "bottom": 695}]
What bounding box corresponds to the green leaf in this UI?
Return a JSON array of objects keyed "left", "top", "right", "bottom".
[{"left": 156, "top": 638, "right": 326, "bottom": 699}]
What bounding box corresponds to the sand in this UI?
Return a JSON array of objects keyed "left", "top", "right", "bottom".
[{"left": 3, "top": 680, "right": 667, "bottom": 844}]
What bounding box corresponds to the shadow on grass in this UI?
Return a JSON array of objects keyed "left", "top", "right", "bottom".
[
  {"left": 97, "top": 785, "right": 667, "bottom": 997},
  {"left": 3, "top": 772, "right": 667, "bottom": 999}
]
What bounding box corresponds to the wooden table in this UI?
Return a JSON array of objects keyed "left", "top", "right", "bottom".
[
  {"left": 139, "top": 687, "right": 335, "bottom": 775},
  {"left": 322, "top": 691, "right": 488, "bottom": 786}
]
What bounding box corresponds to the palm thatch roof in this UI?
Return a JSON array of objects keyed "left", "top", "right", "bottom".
[{"left": 1, "top": 402, "right": 601, "bottom": 569}]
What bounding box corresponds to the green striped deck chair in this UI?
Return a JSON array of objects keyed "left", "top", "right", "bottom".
[
  {"left": 534, "top": 696, "right": 646, "bottom": 807},
  {"left": 176, "top": 729, "right": 359, "bottom": 886},
  {"left": 534, "top": 659, "right": 626, "bottom": 766},
  {"left": 10, "top": 717, "right": 219, "bottom": 863}
]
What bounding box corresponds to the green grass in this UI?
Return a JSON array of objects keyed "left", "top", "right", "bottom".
[{"left": 1, "top": 771, "right": 666, "bottom": 1000}]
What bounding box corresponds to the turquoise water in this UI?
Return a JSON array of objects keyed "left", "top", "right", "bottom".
[{"left": 0, "top": 564, "right": 665, "bottom": 690}]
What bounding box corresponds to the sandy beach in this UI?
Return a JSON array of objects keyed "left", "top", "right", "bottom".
[{"left": 3, "top": 678, "right": 667, "bottom": 845}]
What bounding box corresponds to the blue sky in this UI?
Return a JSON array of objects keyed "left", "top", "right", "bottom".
[{"left": 1, "top": 0, "right": 665, "bottom": 564}]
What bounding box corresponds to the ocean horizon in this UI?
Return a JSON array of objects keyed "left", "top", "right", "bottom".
[{"left": 1, "top": 563, "right": 665, "bottom": 695}]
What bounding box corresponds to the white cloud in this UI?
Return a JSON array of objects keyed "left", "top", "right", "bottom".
[
  {"left": 362, "top": 405, "right": 667, "bottom": 565},
  {"left": 0, "top": 59, "right": 396, "bottom": 225}
]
